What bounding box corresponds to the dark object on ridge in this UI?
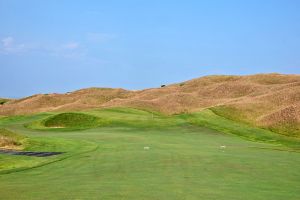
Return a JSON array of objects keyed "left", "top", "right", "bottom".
[{"left": 161, "top": 85, "right": 166, "bottom": 88}]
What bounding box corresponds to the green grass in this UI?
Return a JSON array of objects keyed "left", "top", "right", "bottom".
[
  {"left": 25, "top": 112, "right": 110, "bottom": 131},
  {"left": 44, "top": 112, "right": 103, "bottom": 128},
  {"left": 0, "top": 107, "right": 299, "bottom": 199}
]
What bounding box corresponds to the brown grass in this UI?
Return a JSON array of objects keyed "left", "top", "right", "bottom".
[
  {"left": 0, "top": 128, "right": 25, "bottom": 150},
  {"left": 0, "top": 73, "right": 299, "bottom": 136}
]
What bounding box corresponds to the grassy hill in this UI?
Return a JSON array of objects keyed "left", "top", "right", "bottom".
[
  {"left": 26, "top": 112, "right": 110, "bottom": 130},
  {"left": 0, "top": 73, "right": 299, "bottom": 137}
]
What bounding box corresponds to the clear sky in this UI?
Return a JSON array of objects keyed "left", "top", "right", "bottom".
[{"left": 0, "top": 0, "right": 300, "bottom": 98}]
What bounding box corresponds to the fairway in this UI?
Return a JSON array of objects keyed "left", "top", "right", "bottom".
[{"left": 0, "top": 108, "right": 299, "bottom": 200}]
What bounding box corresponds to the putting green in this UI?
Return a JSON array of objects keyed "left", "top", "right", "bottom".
[{"left": 0, "top": 108, "right": 299, "bottom": 200}]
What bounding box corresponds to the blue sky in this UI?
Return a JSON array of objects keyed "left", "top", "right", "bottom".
[{"left": 0, "top": 0, "right": 300, "bottom": 98}]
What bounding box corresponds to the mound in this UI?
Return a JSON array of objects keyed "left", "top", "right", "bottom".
[
  {"left": 0, "top": 128, "right": 25, "bottom": 149},
  {"left": 43, "top": 112, "right": 106, "bottom": 129}
]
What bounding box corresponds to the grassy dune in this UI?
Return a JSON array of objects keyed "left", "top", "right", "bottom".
[
  {"left": 211, "top": 105, "right": 300, "bottom": 137},
  {"left": 0, "top": 107, "right": 299, "bottom": 199},
  {"left": 1, "top": 74, "right": 299, "bottom": 138}
]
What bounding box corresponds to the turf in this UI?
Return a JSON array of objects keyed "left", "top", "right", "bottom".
[{"left": 0, "top": 107, "right": 299, "bottom": 200}]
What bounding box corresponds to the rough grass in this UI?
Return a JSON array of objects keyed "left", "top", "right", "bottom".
[
  {"left": 183, "top": 109, "right": 300, "bottom": 149},
  {"left": 0, "top": 98, "right": 9, "bottom": 105},
  {"left": 0, "top": 128, "right": 25, "bottom": 149},
  {"left": 210, "top": 105, "right": 254, "bottom": 124},
  {"left": 211, "top": 105, "right": 300, "bottom": 137}
]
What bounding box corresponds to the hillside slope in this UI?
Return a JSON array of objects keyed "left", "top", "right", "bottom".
[
  {"left": 0, "top": 98, "right": 10, "bottom": 105},
  {"left": 0, "top": 88, "right": 134, "bottom": 115},
  {"left": 0, "top": 73, "right": 299, "bottom": 136}
]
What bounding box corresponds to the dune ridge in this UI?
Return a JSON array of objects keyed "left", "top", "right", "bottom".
[{"left": 1, "top": 73, "right": 299, "bottom": 136}]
